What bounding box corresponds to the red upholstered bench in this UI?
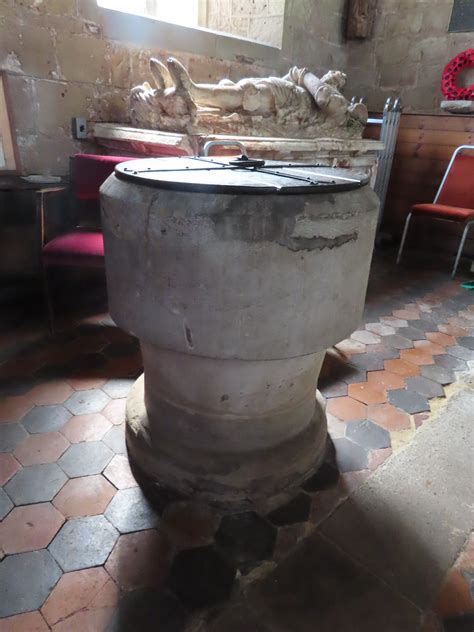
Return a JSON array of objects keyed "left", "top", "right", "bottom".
[
  {"left": 40, "top": 154, "right": 137, "bottom": 331},
  {"left": 396, "top": 145, "right": 474, "bottom": 278}
]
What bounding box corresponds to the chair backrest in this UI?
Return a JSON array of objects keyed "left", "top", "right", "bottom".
[
  {"left": 435, "top": 146, "right": 474, "bottom": 209},
  {"left": 71, "top": 153, "right": 137, "bottom": 229}
]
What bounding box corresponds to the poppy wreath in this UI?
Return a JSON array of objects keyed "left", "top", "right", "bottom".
[{"left": 441, "top": 49, "right": 474, "bottom": 101}]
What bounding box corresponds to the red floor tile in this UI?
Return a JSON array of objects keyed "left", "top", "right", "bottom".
[
  {"left": 438, "top": 323, "right": 468, "bottom": 337},
  {"left": 433, "top": 568, "right": 473, "bottom": 617},
  {"left": 0, "top": 503, "right": 65, "bottom": 554},
  {"left": 61, "top": 413, "right": 112, "bottom": 443},
  {"left": 367, "top": 403, "right": 411, "bottom": 431},
  {"left": 0, "top": 395, "right": 33, "bottom": 423},
  {"left": 105, "top": 529, "right": 171, "bottom": 591},
  {"left": 348, "top": 382, "right": 386, "bottom": 405},
  {"left": 326, "top": 397, "right": 368, "bottom": 421},
  {"left": 0, "top": 453, "right": 21, "bottom": 485},
  {"left": 414, "top": 340, "right": 445, "bottom": 356},
  {"left": 426, "top": 331, "right": 456, "bottom": 347},
  {"left": 14, "top": 432, "right": 70, "bottom": 466},
  {"left": 41, "top": 567, "right": 112, "bottom": 627},
  {"left": 27, "top": 380, "right": 74, "bottom": 406},
  {"left": 399, "top": 348, "right": 434, "bottom": 366},
  {"left": 1, "top": 611, "right": 50, "bottom": 631},
  {"left": 368, "top": 448, "right": 393, "bottom": 470},
  {"left": 102, "top": 399, "right": 126, "bottom": 425},
  {"left": 367, "top": 370, "right": 406, "bottom": 392},
  {"left": 52, "top": 475, "right": 116, "bottom": 518},
  {"left": 103, "top": 454, "right": 137, "bottom": 489},
  {"left": 384, "top": 358, "right": 420, "bottom": 377}
]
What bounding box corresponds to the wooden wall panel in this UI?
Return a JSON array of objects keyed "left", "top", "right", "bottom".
[{"left": 364, "top": 113, "right": 474, "bottom": 258}]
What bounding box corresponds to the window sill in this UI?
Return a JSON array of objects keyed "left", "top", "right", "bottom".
[{"left": 100, "top": 7, "right": 282, "bottom": 68}]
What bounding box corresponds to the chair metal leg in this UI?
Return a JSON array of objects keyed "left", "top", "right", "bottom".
[
  {"left": 452, "top": 221, "right": 472, "bottom": 278},
  {"left": 396, "top": 212, "right": 413, "bottom": 264},
  {"left": 42, "top": 265, "right": 56, "bottom": 335}
]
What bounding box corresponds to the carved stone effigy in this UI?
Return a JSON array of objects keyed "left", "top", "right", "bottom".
[{"left": 129, "top": 57, "right": 368, "bottom": 139}]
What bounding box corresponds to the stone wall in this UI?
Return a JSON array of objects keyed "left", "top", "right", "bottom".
[
  {"left": 344, "top": 0, "right": 473, "bottom": 113},
  {"left": 205, "top": 0, "right": 285, "bottom": 48}
]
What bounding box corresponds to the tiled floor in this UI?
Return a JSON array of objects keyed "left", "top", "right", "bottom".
[{"left": 0, "top": 255, "right": 473, "bottom": 630}]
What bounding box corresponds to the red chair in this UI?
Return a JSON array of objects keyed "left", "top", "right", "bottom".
[
  {"left": 40, "top": 154, "right": 136, "bottom": 332},
  {"left": 396, "top": 145, "right": 474, "bottom": 277}
]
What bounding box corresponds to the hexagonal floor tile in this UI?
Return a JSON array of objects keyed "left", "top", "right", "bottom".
[
  {"left": 382, "top": 334, "right": 413, "bottom": 350},
  {"left": 348, "top": 383, "right": 386, "bottom": 405},
  {"left": 102, "top": 378, "right": 134, "bottom": 399},
  {"left": 41, "top": 567, "right": 113, "bottom": 627},
  {"left": 107, "top": 586, "right": 186, "bottom": 631},
  {"left": 384, "top": 359, "right": 420, "bottom": 377},
  {"left": 414, "top": 340, "right": 445, "bottom": 356},
  {"left": 0, "top": 503, "right": 65, "bottom": 554},
  {"left": 350, "top": 330, "right": 381, "bottom": 345},
  {"left": 102, "top": 398, "right": 126, "bottom": 425},
  {"left": 102, "top": 424, "right": 126, "bottom": 454},
  {"left": 396, "top": 326, "right": 425, "bottom": 342},
  {"left": 326, "top": 397, "right": 367, "bottom": 422},
  {"left": 0, "top": 453, "right": 21, "bottom": 485},
  {"left": 103, "top": 454, "right": 137, "bottom": 489},
  {"left": 399, "top": 348, "right": 434, "bottom": 366},
  {"left": 405, "top": 376, "right": 445, "bottom": 399},
  {"left": 168, "top": 546, "right": 236, "bottom": 609},
  {"left": 345, "top": 420, "right": 391, "bottom": 450},
  {"left": 333, "top": 437, "right": 369, "bottom": 472},
  {"left": 458, "top": 336, "right": 474, "bottom": 350},
  {"left": 48, "top": 515, "right": 118, "bottom": 571},
  {"left": 0, "top": 487, "right": 14, "bottom": 519},
  {"left": 60, "top": 413, "right": 112, "bottom": 443},
  {"left": 426, "top": 331, "right": 456, "bottom": 347},
  {"left": 365, "top": 322, "right": 395, "bottom": 336},
  {"left": 64, "top": 389, "right": 110, "bottom": 416},
  {"left": 52, "top": 474, "right": 116, "bottom": 518},
  {"left": 0, "top": 550, "right": 62, "bottom": 617},
  {"left": 13, "top": 432, "right": 69, "bottom": 466},
  {"left": 366, "top": 370, "right": 406, "bottom": 393},
  {"left": 420, "top": 364, "right": 454, "bottom": 386},
  {"left": 0, "top": 423, "right": 28, "bottom": 453},
  {"left": 447, "top": 345, "right": 474, "bottom": 361},
  {"left": 435, "top": 354, "right": 468, "bottom": 372},
  {"left": 58, "top": 441, "right": 113, "bottom": 477},
  {"left": 0, "top": 611, "right": 50, "bottom": 631},
  {"left": 22, "top": 405, "right": 71, "bottom": 434},
  {"left": 215, "top": 511, "right": 276, "bottom": 566},
  {"left": 0, "top": 395, "right": 33, "bottom": 423},
  {"left": 27, "top": 381, "right": 74, "bottom": 406},
  {"left": 104, "top": 487, "right": 159, "bottom": 534},
  {"left": 5, "top": 463, "right": 67, "bottom": 506},
  {"left": 105, "top": 529, "right": 171, "bottom": 591},
  {"left": 388, "top": 388, "right": 430, "bottom": 414},
  {"left": 367, "top": 403, "right": 411, "bottom": 431}
]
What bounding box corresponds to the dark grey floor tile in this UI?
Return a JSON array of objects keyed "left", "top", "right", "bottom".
[
  {"left": 0, "top": 423, "right": 28, "bottom": 452},
  {"left": 105, "top": 487, "right": 159, "bottom": 534},
  {"left": 0, "top": 550, "right": 62, "bottom": 617},
  {"left": 420, "top": 364, "right": 455, "bottom": 386},
  {"left": 446, "top": 346, "right": 474, "bottom": 361},
  {"left": 435, "top": 354, "right": 468, "bottom": 372},
  {"left": 319, "top": 380, "right": 348, "bottom": 399},
  {"left": 22, "top": 405, "right": 71, "bottom": 434},
  {"left": 0, "top": 377, "right": 35, "bottom": 398},
  {"left": 388, "top": 389, "right": 430, "bottom": 414},
  {"left": 458, "top": 336, "right": 474, "bottom": 350},
  {"left": 397, "top": 326, "right": 426, "bottom": 341},
  {"left": 49, "top": 515, "right": 118, "bottom": 572},
  {"left": 266, "top": 493, "right": 311, "bottom": 527},
  {"left": 333, "top": 437, "right": 369, "bottom": 473},
  {"left": 215, "top": 512, "right": 277, "bottom": 566},
  {"left": 346, "top": 420, "right": 391, "bottom": 450},
  {"left": 383, "top": 334, "right": 413, "bottom": 350},
  {"left": 64, "top": 389, "right": 110, "bottom": 415},
  {"left": 168, "top": 546, "right": 236, "bottom": 609},
  {"left": 58, "top": 441, "right": 114, "bottom": 477},
  {"left": 405, "top": 376, "right": 445, "bottom": 399},
  {"left": 4, "top": 463, "right": 67, "bottom": 505},
  {"left": 341, "top": 368, "right": 368, "bottom": 385},
  {"left": 106, "top": 587, "right": 188, "bottom": 632},
  {"left": 0, "top": 487, "right": 13, "bottom": 519},
  {"left": 349, "top": 354, "right": 386, "bottom": 372},
  {"left": 411, "top": 319, "right": 438, "bottom": 333},
  {"left": 443, "top": 613, "right": 474, "bottom": 632},
  {"left": 103, "top": 425, "right": 126, "bottom": 454},
  {"left": 102, "top": 378, "right": 134, "bottom": 399}
]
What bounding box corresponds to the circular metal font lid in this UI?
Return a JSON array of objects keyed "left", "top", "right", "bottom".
[{"left": 114, "top": 156, "right": 369, "bottom": 195}]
